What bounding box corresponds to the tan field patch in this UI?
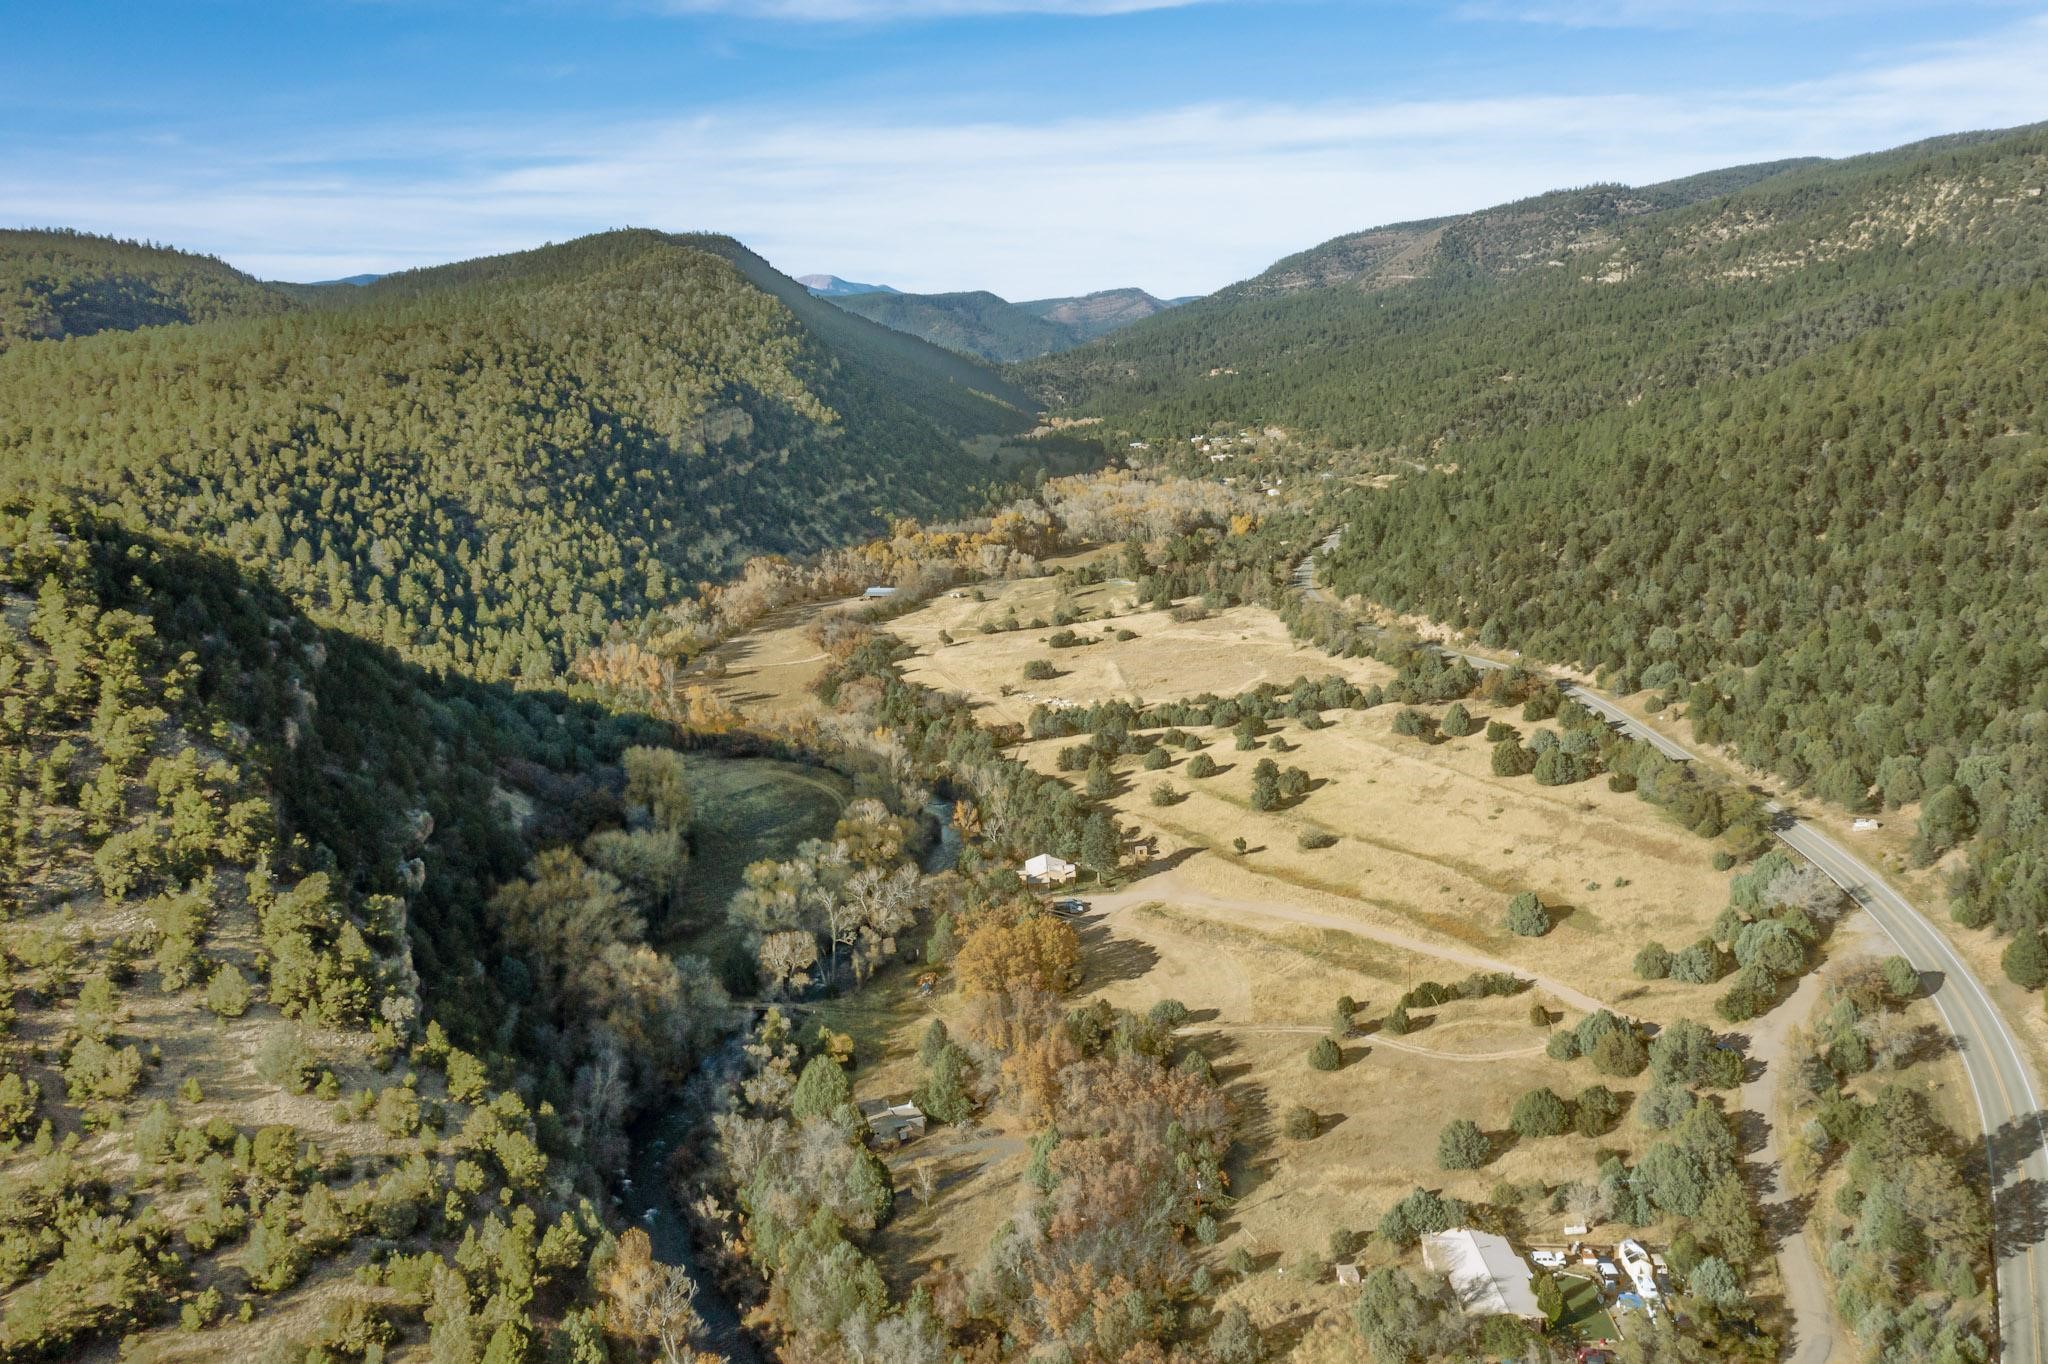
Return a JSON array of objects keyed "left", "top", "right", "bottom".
[
  {"left": 1019, "top": 697, "right": 1733, "bottom": 1014},
  {"left": 690, "top": 596, "right": 866, "bottom": 722},
  {"left": 1070, "top": 902, "right": 1677, "bottom": 1264},
  {"left": 893, "top": 585, "right": 1396, "bottom": 729}
]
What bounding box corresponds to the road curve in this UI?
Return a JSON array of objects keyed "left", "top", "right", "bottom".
[
  {"left": 1297, "top": 534, "right": 2046, "bottom": 1359},
  {"left": 1779, "top": 821, "right": 2048, "bottom": 1364}
]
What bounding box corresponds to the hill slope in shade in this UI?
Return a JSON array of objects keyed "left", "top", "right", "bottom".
[
  {"left": 0, "top": 228, "right": 1059, "bottom": 682},
  {"left": 826, "top": 287, "right": 1079, "bottom": 362},
  {"left": 0, "top": 227, "right": 298, "bottom": 352}
]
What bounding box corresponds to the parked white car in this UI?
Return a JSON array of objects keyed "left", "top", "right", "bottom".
[{"left": 1530, "top": 1250, "right": 1567, "bottom": 1269}]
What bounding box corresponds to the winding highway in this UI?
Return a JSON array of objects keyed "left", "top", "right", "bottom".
[{"left": 1298, "top": 532, "right": 2048, "bottom": 1360}]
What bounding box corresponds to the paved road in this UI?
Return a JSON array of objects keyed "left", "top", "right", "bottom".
[
  {"left": 1779, "top": 819, "right": 2048, "bottom": 1363},
  {"left": 1296, "top": 534, "right": 2047, "bottom": 1359}
]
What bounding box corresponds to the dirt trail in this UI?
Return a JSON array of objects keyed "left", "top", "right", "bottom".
[
  {"left": 1736, "top": 924, "right": 1872, "bottom": 1364},
  {"left": 1089, "top": 863, "right": 1611, "bottom": 1016},
  {"left": 1181, "top": 1019, "right": 1548, "bottom": 1063}
]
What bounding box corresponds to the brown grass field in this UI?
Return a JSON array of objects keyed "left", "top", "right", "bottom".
[{"left": 679, "top": 566, "right": 1999, "bottom": 1358}]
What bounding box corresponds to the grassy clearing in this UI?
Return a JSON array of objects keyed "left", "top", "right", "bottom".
[
  {"left": 893, "top": 576, "right": 1396, "bottom": 730},
  {"left": 667, "top": 757, "right": 850, "bottom": 972}
]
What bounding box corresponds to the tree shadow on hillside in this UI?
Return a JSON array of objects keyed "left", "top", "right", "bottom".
[{"left": 1076, "top": 923, "right": 1158, "bottom": 986}]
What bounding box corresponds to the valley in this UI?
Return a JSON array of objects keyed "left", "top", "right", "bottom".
[{"left": 3, "top": 110, "right": 2045, "bottom": 1364}]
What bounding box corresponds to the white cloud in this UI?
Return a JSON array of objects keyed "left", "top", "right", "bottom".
[{"left": 5, "top": 15, "right": 2047, "bottom": 297}]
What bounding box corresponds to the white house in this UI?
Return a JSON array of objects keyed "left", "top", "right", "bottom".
[
  {"left": 1422, "top": 1229, "right": 1544, "bottom": 1322},
  {"left": 1018, "top": 853, "right": 1078, "bottom": 887}
]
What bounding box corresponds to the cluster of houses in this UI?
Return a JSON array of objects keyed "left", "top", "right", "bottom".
[{"left": 1335, "top": 1227, "right": 1671, "bottom": 1344}]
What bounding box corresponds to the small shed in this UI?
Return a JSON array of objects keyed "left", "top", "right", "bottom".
[
  {"left": 1335, "top": 1263, "right": 1361, "bottom": 1287},
  {"left": 1019, "top": 853, "right": 1078, "bottom": 887},
  {"left": 862, "top": 586, "right": 898, "bottom": 599},
  {"left": 859, "top": 1098, "right": 927, "bottom": 1144}
]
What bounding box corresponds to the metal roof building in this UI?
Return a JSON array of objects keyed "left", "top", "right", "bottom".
[{"left": 1421, "top": 1228, "right": 1544, "bottom": 1320}]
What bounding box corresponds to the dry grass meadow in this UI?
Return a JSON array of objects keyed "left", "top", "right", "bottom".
[{"left": 701, "top": 570, "right": 1933, "bottom": 1356}]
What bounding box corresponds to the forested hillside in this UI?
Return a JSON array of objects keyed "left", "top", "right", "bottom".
[
  {"left": 1031, "top": 122, "right": 2048, "bottom": 953},
  {"left": 823, "top": 288, "right": 1075, "bottom": 362},
  {"left": 0, "top": 505, "right": 733, "bottom": 1359},
  {"left": 1017, "top": 286, "right": 1182, "bottom": 340},
  {"left": 0, "top": 229, "right": 296, "bottom": 352},
  {"left": 827, "top": 282, "right": 1182, "bottom": 361},
  {"left": 0, "top": 230, "right": 1058, "bottom": 683}
]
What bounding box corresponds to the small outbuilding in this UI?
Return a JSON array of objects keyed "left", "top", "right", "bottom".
[
  {"left": 1422, "top": 1229, "right": 1544, "bottom": 1322},
  {"left": 1334, "top": 1263, "right": 1362, "bottom": 1287},
  {"left": 859, "top": 1098, "right": 927, "bottom": 1144},
  {"left": 1018, "top": 853, "right": 1078, "bottom": 887},
  {"left": 862, "top": 586, "right": 898, "bottom": 599}
]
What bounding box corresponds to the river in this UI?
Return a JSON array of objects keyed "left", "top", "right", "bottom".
[{"left": 617, "top": 797, "right": 958, "bottom": 1359}]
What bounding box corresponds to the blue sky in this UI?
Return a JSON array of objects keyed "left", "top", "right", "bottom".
[{"left": 5, "top": 1, "right": 2047, "bottom": 296}]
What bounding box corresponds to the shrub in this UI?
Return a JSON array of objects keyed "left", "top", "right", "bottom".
[
  {"left": 1187, "top": 753, "right": 1219, "bottom": 778},
  {"left": 1437, "top": 1119, "right": 1491, "bottom": 1170},
  {"left": 2004, "top": 933, "right": 2048, "bottom": 990},
  {"left": 1573, "top": 1085, "right": 1625, "bottom": 1136},
  {"left": 1491, "top": 741, "right": 1537, "bottom": 777},
  {"left": 1284, "top": 1105, "right": 1320, "bottom": 1139},
  {"left": 1712, "top": 850, "right": 1737, "bottom": 871},
  {"left": 1298, "top": 829, "right": 1338, "bottom": 851},
  {"left": 1506, "top": 891, "right": 1551, "bottom": 937},
  {"left": 245, "top": 1210, "right": 311, "bottom": 1293},
  {"left": 374, "top": 1084, "right": 422, "bottom": 1137},
  {"left": 1633, "top": 942, "right": 1672, "bottom": 980},
  {"left": 1881, "top": 955, "right": 1920, "bottom": 1001},
  {"left": 1142, "top": 747, "right": 1170, "bottom": 771},
  {"left": 1637, "top": 1084, "right": 1697, "bottom": 1130},
  {"left": 1546, "top": 1031, "right": 1579, "bottom": 1061},
  {"left": 1384, "top": 1004, "right": 1412, "bottom": 1036},
  {"left": 1590, "top": 1028, "right": 1648, "bottom": 1077},
  {"left": 1023, "top": 659, "right": 1057, "bottom": 681},
  {"left": 1441, "top": 702, "right": 1477, "bottom": 737},
  {"left": 1669, "top": 940, "right": 1723, "bottom": 985},
  {"left": 789, "top": 1055, "right": 852, "bottom": 1121},
  {"left": 1485, "top": 719, "right": 1516, "bottom": 743},
  {"left": 1510, "top": 1087, "right": 1572, "bottom": 1138},
  {"left": 1149, "top": 998, "right": 1190, "bottom": 1028},
  {"left": 916, "top": 1044, "right": 974, "bottom": 1124},
  {"left": 1308, "top": 1036, "right": 1343, "bottom": 1071},
  {"left": 1392, "top": 708, "right": 1436, "bottom": 741},
  {"left": 1151, "top": 783, "right": 1182, "bottom": 807},
  {"left": 1250, "top": 759, "right": 1281, "bottom": 810},
  {"left": 255, "top": 1026, "right": 316, "bottom": 1094},
  {"left": 204, "top": 964, "right": 252, "bottom": 1019}
]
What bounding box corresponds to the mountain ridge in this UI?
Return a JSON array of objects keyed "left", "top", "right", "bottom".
[{"left": 824, "top": 281, "right": 1189, "bottom": 362}]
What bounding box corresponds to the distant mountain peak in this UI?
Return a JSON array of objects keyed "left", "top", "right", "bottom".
[{"left": 799, "top": 274, "right": 898, "bottom": 297}]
